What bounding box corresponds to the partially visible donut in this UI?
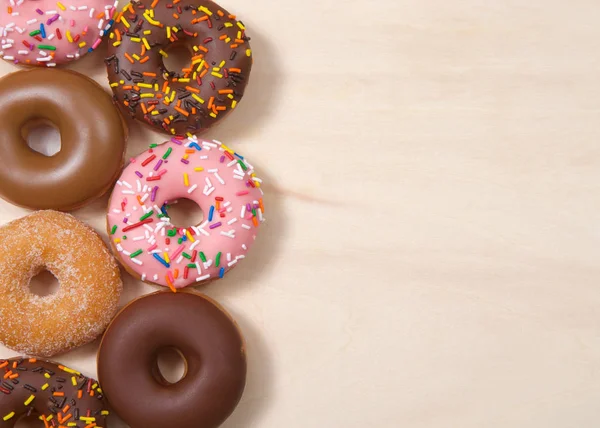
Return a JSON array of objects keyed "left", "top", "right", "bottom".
[
  {"left": 106, "top": 137, "right": 265, "bottom": 290},
  {"left": 0, "top": 68, "right": 127, "bottom": 211},
  {"left": 106, "top": 0, "right": 252, "bottom": 136},
  {"left": 0, "top": 211, "right": 122, "bottom": 357},
  {"left": 0, "top": 357, "right": 109, "bottom": 427},
  {"left": 0, "top": 0, "right": 116, "bottom": 66},
  {"left": 97, "top": 291, "right": 246, "bottom": 428}
]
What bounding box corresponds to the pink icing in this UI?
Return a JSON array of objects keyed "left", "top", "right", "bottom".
[
  {"left": 106, "top": 137, "right": 265, "bottom": 289},
  {"left": 0, "top": 0, "right": 116, "bottom": 66}
]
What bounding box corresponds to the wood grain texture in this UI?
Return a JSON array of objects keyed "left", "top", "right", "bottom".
[{"left": 1, "top": 0, "right": 600, "bottom": 427}]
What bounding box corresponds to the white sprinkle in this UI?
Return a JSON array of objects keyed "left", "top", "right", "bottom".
[
  {"left": 214, "top": 172, "right": 225, "bottom": 185},
  {"left": 223, "top": 201, "right": 231, "bottom": 208},
  {"left": 196, "top": 273, "right": 212, "bottom": 281},
  {"left": 2, "top": 44, "right": 12, "bottom": 49},
  {"left": 227, "top": 259, "right": 238, "bottom": 267},
  {"left": 131, "top": 258, "right": 143, "bottom": 266},
  {"left": 227, "top": 159, "right": 237, "bottom": 167},
  {"left": 45, "top": 10, "right": 57, "bottom": 14},
  {"left": 205, "top": 177, "right": 212, "bottom": 187},
  {"left": 112, "top": 209, "right": 121, "bottom": 214},
  {"left": 208, "top": 168, "right": 218, "bottom": 173},
  {"left": 233, "top": 175, "right": 243, "bottom": 180},
  {"left": 195, "top": 262, "right": 202, "bottom": 274},
  {"left": 241, "top": 224, "right": 251, "bottom": 230},
  {"left": 226, "top": 207, "right": 233, "bottom": 213},
  {"left": 97, "top": 18, "right": 104, "bottom": 29},
  {"left": 69, "top": 5, "right": 76, "bottom": 10},
  {"left": 77, "top": 5, "right": 88, "bottom": 10},
  {"left": 237, "top": 255, "right": 245, "bottom": 260},
  {"left": 242, "top": 244, "right": 247, "bottom": 250},
  {"left": 153, "top": 274, "right": 159, "bottom": 281},
  {"left": 140, "top": 193, "right": 149, "bottom": 203},
  {"left": 136, "top": 179, "right": 142, "bottom": 192},
  {"left": 122, "top": 250, "right": 131, "bottom": 256},
  {"left": 141, "top": 274, "right": 146, "bottom": 281},
  {"left": 17, "top": 49, "right": 28, "bottom": 55},
  {"left": 220, "top": 231, "right": 235, "bottom": 239},
  {"left": 121, "top": 190, "right": 135, "bottom": 195},
  {"left": 123, "top": 181, "right": 133, "bottom": 188},
  {"left": 142, "top": 185, "right": 148, "bottom": 193},
  {"left": 47, "top": 33, "right": 55, "bottom": 40},
  {"left": 26, "top": 18, "right": 37, "bottom": 24},
  {"left": 227, "top": 218, "right": 237, "bottom": 225},
  {"left": 15, "top": 27, "right": 24, "bottom": 34},
  {"left": 227, "top": 253, "right": 231, "bottom": 262},
  {"left": 241, "top": 205, "right": 246, "bottom": 217},
  {"left": 133, "top": 236, "right": 145, "bottom": 241},
  {"left": 116, "top": 244, "right": 124, "bottom": 252},
  {"left": 258, "top": 209, "right": 263, "bottom": 221},
  {"left": 200, "top": 155, "right": 208, "bottom": 160},
  {"left": 190, "top": 240, "right": 201, "bottom": 250},
  {"left": 117, "top": 180, "right": 123, "bottom": 186},
  {"left": 150, "top": 250, "right": 161, "bottom": 254},
  {"left": 187, "top": 184, "right": 198, "bottom": 194},
  {"left": 204, "top": 142, "right": 217, "bottom": 148}
]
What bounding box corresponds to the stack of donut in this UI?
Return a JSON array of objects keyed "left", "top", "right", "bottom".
[{"left": 0, "top": 0, "right": 265, "bottom": 427}]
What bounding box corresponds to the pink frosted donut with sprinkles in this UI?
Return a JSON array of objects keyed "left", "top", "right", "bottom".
[
  {"left": 0, "top": 0, "right": 117, "bottom": 66},
  {"left": 106, "top": 137, "right": 265, "bottom": 290}
]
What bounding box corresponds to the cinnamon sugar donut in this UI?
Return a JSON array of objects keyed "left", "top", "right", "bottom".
[{"left": 0, "top": 211, "right": 122, "bottom": 357}]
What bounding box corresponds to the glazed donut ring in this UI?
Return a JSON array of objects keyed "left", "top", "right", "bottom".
[
  {"left": 0, "top": 68, "right": 127, "bottom": 211},
  {"left": 97, "top": 291, "right": 246, "bottom": 428},
  {"left": 0, "top": 357, "right": 109, "bottom": 427},
  {"left": 0, "top": 211, "right": 122, "bottom": 357},
  {"left": 106, "top": 0, "right": 252, "bottom": 136},
  {"left": 106, "top": 137, "right": 265, "bottom": 289}
]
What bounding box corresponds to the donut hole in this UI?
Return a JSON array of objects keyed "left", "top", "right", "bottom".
[
  {"left": 154, "top": 347, "right": 188, "bottom": 385},
  {"left": 162, "top": 43, "right": 193, "bottom": 75},
  {"left": 165, "top": 198, "right": 204, "bottom": 228},
  {"left": 22, "top": 119, "right": 61, "bottom": 157},
  {"left": 29, "top": 269, "right": 59, "bottom": 297}
]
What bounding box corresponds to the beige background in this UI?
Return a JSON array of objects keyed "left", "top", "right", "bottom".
[{"left": 1, "top": 0, "right": 600, "bottom": 427}]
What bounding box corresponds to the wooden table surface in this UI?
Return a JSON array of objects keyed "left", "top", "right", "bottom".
[{"left": 2, "top": 0, "right": 600, "bottom": 427}]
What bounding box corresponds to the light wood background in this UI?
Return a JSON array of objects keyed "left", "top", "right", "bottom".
[{"left": 2, "top": 0, "right": 600, "bottom": 427}]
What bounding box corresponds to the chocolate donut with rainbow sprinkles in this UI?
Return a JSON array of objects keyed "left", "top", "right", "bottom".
[{"left": 105, "top": 0, "right": 253, "bottom": 136}]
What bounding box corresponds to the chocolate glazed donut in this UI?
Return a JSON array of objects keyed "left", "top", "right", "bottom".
[
  {"left": 105, "top": 0, "right": 253, "bottom": 136},
  {"left": 0, "top": 69, "right": 127, "bottom": 211},
  {"left": 97, "top": 291, "right": 246, "bottom": 428}
]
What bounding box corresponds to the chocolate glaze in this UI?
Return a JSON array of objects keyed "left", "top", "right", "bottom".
[
  {"left": 106, "top": 0, "right": 252, "bottom": 136},
  {"left": 0, "top": 69, "right": 127, "bottom": 211},
  {"left": 97, "top": 291, "right": 246, "bottom": 428},
  {"left": 0, "top": 357, "right": 109, "bottom": 427}
]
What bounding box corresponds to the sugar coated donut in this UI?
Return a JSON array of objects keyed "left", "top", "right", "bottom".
[
  {"left": 98, "top": 291, "right": 246, "bottom": 428},
  {"left": 0, "top": 357, "right": 109, "bottom": 427},
  {"left": 106, "top": 137, "right": 264, "bottom": 290},
  {"left": 0, "top": 0, "right": 116, "bottom": 66},
  {"left": 0, "top": 68, "right": 127, "bottom": 211},
  {"left": 0, "top": 211, "right": 122, "bottom": 357},
  {"left": 105, "top": 0, "right": 252, "bottom": 136}
]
